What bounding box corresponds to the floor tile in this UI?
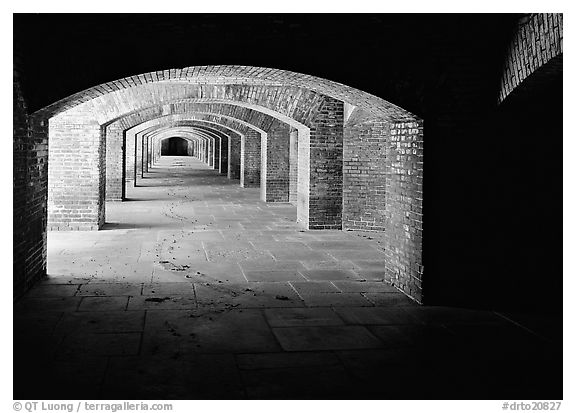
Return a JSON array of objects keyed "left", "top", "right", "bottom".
[
  {"left": 264, "top": 307, "right": 344, "bottom": 327},
  {"left": 272, "top": 325, "right": 383, "bottom": 351}
]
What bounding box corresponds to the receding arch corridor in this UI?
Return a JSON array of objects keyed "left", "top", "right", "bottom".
[{"left": 14, "top": 155, "right": 559, "bottom": 400}]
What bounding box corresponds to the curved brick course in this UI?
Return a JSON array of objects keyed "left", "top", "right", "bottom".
[
  {"left": 35, "top": 65, "right": 418, "bottom": 122},
  {"left": 499, "top": 13, "right": 563, "bottom": 103}
]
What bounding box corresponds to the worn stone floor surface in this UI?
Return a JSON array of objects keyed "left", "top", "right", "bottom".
[{"left": 14, "top": 157, "right": 562, "bottom": 400}]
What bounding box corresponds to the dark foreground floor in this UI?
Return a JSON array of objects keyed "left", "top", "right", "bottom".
[{"left": 14, "top": 157, "right": 562, "bottom": 400}]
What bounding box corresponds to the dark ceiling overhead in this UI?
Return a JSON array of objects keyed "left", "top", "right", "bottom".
[{"left": 13, "top": 13, "right": 520, "bottom": 116}]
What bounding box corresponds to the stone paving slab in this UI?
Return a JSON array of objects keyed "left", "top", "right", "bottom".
[
  {"left": 102, "top": 354, "right": 245, "bottom": 399},
  {"left": 54, "top": 311, "right": 145, "bottom": 334},
  {"left": 78, "top": 296, "right": 129, "bottom": 311},
  {"left": 77, "top": 283, "right": 143, "bottom": 296},
  {"left": 127, "top": 295, "right": 197, "bottom": 310},
  {"left": 236, "top": 351, "right": 341, "bottom": 370},
  {"left": 243, "top": 270, "right": 306, "bottom": 282},
  {"left": 141, "top": 309, "right": 281, "bottom": 355},
  {"left": 300, "top": 269, "right": 361, "bottom": 281},
  {"left": 56, "top": 332, "right": 141, "bottom": 359},
  {"left": 241, "top": 364, "right": 354, "bottom": 399},
  {"left": 272, "top": 325, "right": 384, "bottom": 351},
  {"left": 289, "top": 281, "right": 340, "bottom": 294},
  {"left": 301, "top": 293, "right": 374, "bottom": 307},
  {"left": 15, "top": 156, "right": 559, "bottom": 400},
  {"left": 264, "top": 307, "right": 345, "bottom": 327},
  {"left": 195, "top": 282, "right": 304, "bottom": 308}
]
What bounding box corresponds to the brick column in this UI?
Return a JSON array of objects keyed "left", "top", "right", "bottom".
[
  {"left": 240, "top": 129, "right": 261, "bottom": 188},
  {"left": 261, "top": 120, "right": 290, "bottom": 202},
  {"left": 384, "top": 120, "right": 424, "bottom": 302},
  {"left": 228, "top": 131, "right": 241, "bottom": 180},
  {"left": 105, "top": 123, "right": 124, "bottom": 201},
  {"left": 125, "top": 131, "right": 135, "bottom": 189},
  {"left": 298, "top": 97, "right": 344, "bottom": 230},
  {"left": 142, "top": 136, "right": 148, "bottom": 174},
  {"left": 147, "top": 136, "right": 152, "bottom": 169},
  {"left": 213, "top": 135, "right": 220, "bottom": 170},
  {"left": 289, "top": 128, "right": 298, "bottom": 205},
  {"left": 219, "top": 133, "right": 228, "bottom": 175},
  {"left": 48, "top": 107, "right": 105, "bottom": 230},
  {"left": 206, "top": 137, "right": 213, "bottom": 167},
  {"left": 136, "top": 133, "right": 142, "bottom": 183},
  {"left": 343, "top": 119, "right": 387, "bottom": 231}
]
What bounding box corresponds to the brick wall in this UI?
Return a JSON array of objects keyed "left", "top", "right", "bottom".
[
  {"left": 48, "top": 107, "right": 105, "bottom": 230},
  {"left": 305, "top": 97, "right": 344, "bottom": 230},
  {"left": 136, "top": 133, "right": 143, "bottom": 180},
  {"left": 218, "top": 133, "right": 228, "bottom": 175},
  {"left": 261, "top": 119, "right": 290, "bottom": 202},
  {"left": 13, "top": 73, "right": 48, "bottom": 299},
  {"left": 212, "top": 135, "right": 220, "bottom": 170},
  {"left": 105, "top": 123, "right": 124, "bottom": 201},
  {"left": 499, "top": 13, "right": 563, "bottom": 103},
  {"left": 343, "top": 119, "right": 388, "bottom": 231},
  {"left": 289, "top": 128, "right": 298, "bottom": 205},
  {"left": 143, "top": 136, "right": 148, "bottom": 173},
  {"left": 228, "top": 130, "right": 241, "bottom": 180},
  {"left": 384, "top": 121, "right": 424, "bottom": 302},
  {"left": 125, "top": 131, "right": 135, "bottom": 191},
  {"left": 240, "top": 130, "right": 261, "bottom": 188}
]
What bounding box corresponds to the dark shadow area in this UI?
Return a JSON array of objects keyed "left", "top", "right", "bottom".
[{"left": 161, "top": 137, "right": 191, "bottom": 156}]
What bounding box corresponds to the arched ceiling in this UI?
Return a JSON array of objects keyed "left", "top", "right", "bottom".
[{"left": 14, "top": 14, "right": 522, "bottom": 119}]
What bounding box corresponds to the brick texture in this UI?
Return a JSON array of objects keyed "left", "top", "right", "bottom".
[
  {"left": 343, "top": 119, "right": 388, "bottom": 231},
  {"left": 13, "top": 73, "right": 48, "bottom": 299},
  {"left": 261, "top": 120, "right": 291, "bottom": 202},
  {"left": 289, "top": 128, "right": 298, "bottom": 205},
  {"left": 105, "top": 123, "right": 124, "bottom": 201},
  {"left": 384, "top": 121, "right": 424, "bottom": 302},
  {"left": 48, "top": 107, "right": 105, "bottom": 230},
  {"left": 240, "top": 130, "right": 261, "bottom": 188},
  {"left": 499, "top": 13, "right": 563, "bottom": 102},
  {"left": 302, "top": 97, "right": 344, "bottom": 230}
]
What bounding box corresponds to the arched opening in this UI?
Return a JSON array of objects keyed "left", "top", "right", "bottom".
[{"left": 160, "top": 137, "right": 191, "bottom": 156}]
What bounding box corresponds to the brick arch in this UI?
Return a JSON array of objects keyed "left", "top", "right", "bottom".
[
  {"left": 146, "top": 126, "right": 224, "bottom": 170},
  {"left": 499, "top": 13, "right": 563, "bottom": 103},
  {"left": 36, "top": 65, "right": 417, "bottom": 122},
  {"left": 124, "top": 113, "right": 269, "bottom": 194},
  {"left": 44, "top": 67, "right": 424, "bottom": 302},
  {"left": 152, "top": 130, "right": 204, "bottom": 157},
  {"left": 133, "top": 120, "right": 241, "bottom": 180}
]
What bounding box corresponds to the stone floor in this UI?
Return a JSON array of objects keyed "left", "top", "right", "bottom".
[{"left": 14, "top": 156, "right": 562, "bottom": 400}]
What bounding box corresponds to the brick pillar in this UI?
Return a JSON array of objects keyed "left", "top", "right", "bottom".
[
  {"left": 298, "top": 97, "right": 344, "bottom": 230},
  {"left": 136, "top": 133, "right": 142, "bottom": 183},
  {"left": 219, "top": 134, "right": 228, "bottom": 175},
  {"left": 14, "top": 75, "right": 48, "bottom": 296},
  {"left": 228, "top": 131, "right": 241, "bottom": 180},
  {"left": 125, "top": 131, "right": 135, "bottom": 188},
  {"left": 213, "top": 136, "right": 220, "bottom": 170},
  {"left": 261, "top": 120, "right": 290, "bottom": 202},
  {"left": 206, "top": 138, "right": 213, "bottom": 167},
  {"left": 384, "top": 120, "right": 424, "bottom": 302},
  {"left": 343, "top": 119, "right": 387, "bottom": 231},
  {"left": 48, "top": 107, "right": 105, "bottom": 230},
  {"left": 143, "top": 136, "right": 148, "bottom": 174},
  {"left": 147, "top": 136, "right": 152, "bottom": 169},
  {"left": 289, "top": 128, "right": 298, "bottom": 205},
  {"left": 105, "top": 123, "right": 124, "bottom": 201},
  {"left": 204, "top": 139, "right": 209, "bottom": 164},
  {"left": 240, "top": 129, "right": 261, "bottom": 188}
]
